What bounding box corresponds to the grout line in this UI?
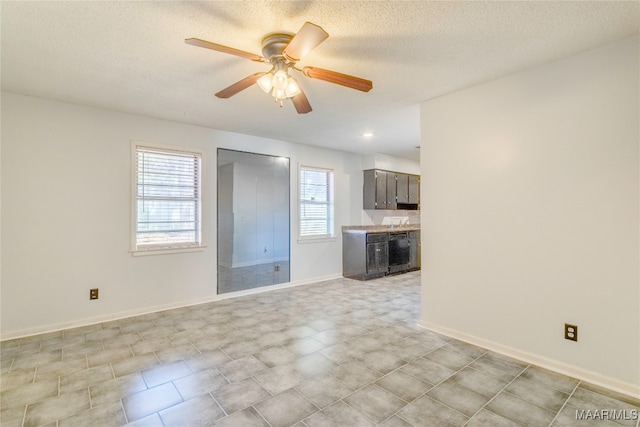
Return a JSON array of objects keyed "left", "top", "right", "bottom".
[
  {"left": 294, "top": 386, "right": 322, "bottom": 423},
  {"left": 460, "top": 363, "right": 530, "bottom": 427},
  {"left": 208, "top": 392, "right": 228, "bottom": 418},
  {"left": 20, "top": 404, "right": 27, "bottom": 427},
  {"left": 119, "top": 398, "right": 129, "bottom": 425},
  {"left": 547, "top": 380, "right": 581, "bottom": 427},
  {"left": 422, "top": 345, "right": 486, "bottom": 389},
  {"left": 412, "top": 394, "right": 473, "bottom": 424},
  {"left": 379, "top": 349, "right": 487, "bottom": 425},
  {"left": 339, "top": 394, "right": 382, "bottom": 424},
  {"left": 87, "top": 385, "right": 93, "bottom": 409},
  {"left": 252, "top": 404, "right": 274, "bottom": 427},
  {"left": 480, "top": 407, "right": 526, "bottom": 427}
]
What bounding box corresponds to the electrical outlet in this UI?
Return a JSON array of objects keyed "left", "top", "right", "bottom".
[
  {"left": 90, "top": 288, "right": 99, "bottom": 300},
  {"left": 564, "top": 323, "right": 578, "bottom": 341}
]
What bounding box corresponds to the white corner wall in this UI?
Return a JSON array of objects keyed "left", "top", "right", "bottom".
[
  {"left": 1, "top": 93, "right": 364, "bottom": 339},
  {"left": 362, "top": 153, "right": 420, "bottom": 175},
  {"left": 420, "top": 36, "right": 640, "bottom": 395}
]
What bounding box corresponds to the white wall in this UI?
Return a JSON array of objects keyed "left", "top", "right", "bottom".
[
  {"left": 362, "top": 153, "right": 420, "bottom": 175},
  {"left": 1, "top": 92, "right": 364, "bottom": 338},
  {"left": 420, "top": 36, "right": 639, "bottom": 395},
  {"left": 361, "top": 210, "right": 421, "bottom": 226}
]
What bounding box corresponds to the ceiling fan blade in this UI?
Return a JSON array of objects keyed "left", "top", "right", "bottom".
[
  {"left": 185, "top": 38, "right": 264, "bottom": 62},
  {"left": 215, "top": 73, "right": 265, "bottom": 98},
  {"left": 291, "top": 89, "right": 312, "bottom": 114},
  {"left": 302, "top": 66, "right": 373, "bottom": 92},
  {"left": 283, "top": 22, "right": 329, "bottom": 62}
]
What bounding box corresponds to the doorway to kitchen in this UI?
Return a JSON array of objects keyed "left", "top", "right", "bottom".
[{"left": 217, "top": 149, "right": 290, "bottom": 294}]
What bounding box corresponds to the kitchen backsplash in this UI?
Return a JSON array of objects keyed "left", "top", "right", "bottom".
[{"left": 362, "top": 210, "right": 421, "bottom": 226}]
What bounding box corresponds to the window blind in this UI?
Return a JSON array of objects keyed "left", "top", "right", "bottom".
[
  {"left": 299, "top": 166, "right": 334, "bottom": 239},
  {"left": 135, "top": 147, "right": 201, "bottom": 250}
]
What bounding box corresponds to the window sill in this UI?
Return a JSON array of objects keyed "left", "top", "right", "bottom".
[
  {"left": 297, "top": 237, "right": 337, "bottom": 244},
  {"left": 131, "top": 246, "right": 207, "bottom": 257}
]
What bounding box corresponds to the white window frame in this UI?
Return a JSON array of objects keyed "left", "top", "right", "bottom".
[
  {"left": 131, "top": 141, "right": 206, "bottom": 256},
  {"left": 298, "top": 164, "right": 335, "bottom": 242}
]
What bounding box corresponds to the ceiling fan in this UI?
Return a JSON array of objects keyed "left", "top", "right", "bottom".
[{"left": 185, "top": 22, "right": 373, "bottom": 114}]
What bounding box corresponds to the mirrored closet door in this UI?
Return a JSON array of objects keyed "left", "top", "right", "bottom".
[{"left": 217, "top": 149, "right": 290, "bottom": 294}]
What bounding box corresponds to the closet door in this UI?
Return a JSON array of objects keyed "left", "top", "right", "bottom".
[{"left": 217, "top": 149, "right": 290, "bottom": 294}]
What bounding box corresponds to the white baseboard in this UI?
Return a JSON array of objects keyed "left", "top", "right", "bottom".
[
  {"left": 0, "top": 274, "right": 342, "bottom": 341},
  {"left": 419, "top": 320, "right": 640, "bottom": 400}
]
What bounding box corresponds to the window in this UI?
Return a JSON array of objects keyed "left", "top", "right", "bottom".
[
  {"left": 299, "top": 166, "right": 334, "bottom": 240},
  {"left": 133, "top": 143, "right": 202, "bottom": 253}
]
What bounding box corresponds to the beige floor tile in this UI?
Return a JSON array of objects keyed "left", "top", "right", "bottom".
[
  {"left": 89, "top": 372, "right": 147, "bottom": 407},
  {"left": 121, "top": 382, "right": 183, "bottom": 422},
  {"left": 23, "top": 389, "right": 90, "bottom": 427},
  {"left": 1, "top": 378, "right": 59, "bottom": 409},
  {"left": 57, "top": 401, "right": 127, "bottom": 427},
  {"left": 4, "top": 272, "right": 635, "bottom": 427},
  {"left": 158, "top": 394, "right": 225, "bottom": 426},
  {"left": 173, "top": 367, "right": 228, "bottom": 400}
]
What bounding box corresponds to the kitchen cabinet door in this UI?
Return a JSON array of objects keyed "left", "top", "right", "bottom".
[
  {"left": 364, "top": 169, "right": 391, "bottom": 210},
  {"left": 396, "top": 173, "right": 409, "bottom": 204},
  {"left": 363, "top": 169, "right": 377, "bottom": 209},
  {"left": 377, "top": 170, "right": 390, "bottom": 209},
  {"left": 408, "top": 174, "right": 420, "bottom": 205},
  {"left": 366, "top": 241, "right": 388, "bottom": 275},
  {"left": 385, "top": 172, "right": 397, "bottom": 209}
]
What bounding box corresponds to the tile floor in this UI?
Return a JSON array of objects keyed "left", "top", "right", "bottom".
[
  {"left": 1, "top": 272, "right": 639, "bottom": 427},
  {"left": 217, "top": 262, "right": 291, "bottom": 294}
]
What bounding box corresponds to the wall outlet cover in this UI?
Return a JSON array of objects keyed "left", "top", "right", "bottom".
[{"left": 564, "top": 323, "right": 578, "bottom": 342}]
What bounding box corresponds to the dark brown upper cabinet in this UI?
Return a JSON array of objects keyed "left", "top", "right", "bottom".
[{"left": 363, "top": 169, "right": 420, "bottom": 210}]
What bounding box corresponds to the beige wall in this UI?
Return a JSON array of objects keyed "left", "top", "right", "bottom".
[{"left": 420, "top": 36, "right": 639, "bottom": 394}]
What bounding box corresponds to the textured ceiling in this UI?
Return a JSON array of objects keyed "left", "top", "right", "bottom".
[{"left": 2, "top": 1, "right": 638, "bottom": 160}]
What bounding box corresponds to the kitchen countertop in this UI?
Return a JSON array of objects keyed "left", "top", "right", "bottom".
[{"left": 342, "top": 225, "right": 421, "bottom": 233}]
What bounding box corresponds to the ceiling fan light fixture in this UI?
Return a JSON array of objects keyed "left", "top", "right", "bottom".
[
  {"left": 259, "top": 68, "right": 301, "bottom": 101},
  {"left": 272, "top": 70, "right": 288, "bottom": 91},
  {"left": 285, "top": 77, "right": 301, "bottom": 97},
  {"left": 273, "top": 88, "right": 287, "bottom": 101},
  {"left": 257, "top": 73, "right": 273, "bottom": 93}
]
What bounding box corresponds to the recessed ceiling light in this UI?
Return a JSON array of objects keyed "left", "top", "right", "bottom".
[{"left": 363, "top": 132, "right": 373, "bottom": 137}]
